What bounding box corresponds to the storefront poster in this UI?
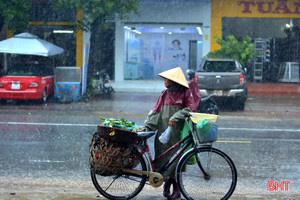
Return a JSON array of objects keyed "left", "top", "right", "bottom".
[
  {"left": 82, "top": 44, "right": 89, "bottom": 95},
  {"left": 164, "top": 37, "right": 189, "bottom": 74},
  {"left": 127, "top": 39, "right": 141, "bottom": 63}
]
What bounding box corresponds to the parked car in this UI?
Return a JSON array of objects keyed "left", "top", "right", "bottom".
[
  {"left": 196, "top": 58, "right": 248, "bottom": 110},
  {"left": 0, "top": 63, "right": 54, "bottom": 103}
]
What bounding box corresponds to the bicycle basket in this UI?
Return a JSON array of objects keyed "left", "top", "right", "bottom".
[
  {"left": 195, "top": 119, "right": 218, "bottom": 143},
  {"left": 97, "top": 125, "right": 137, "bottom": 145},
  {"left": 190, "top": 112, "right": 218, "bottom": 123},
  {"left": 89, "top": 132, "right": 134, "bottom": 176}
]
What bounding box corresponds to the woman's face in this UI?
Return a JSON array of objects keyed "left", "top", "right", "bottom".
[
  {"left": 164, "top": 78, "right": 171, "bottom": 88},
  {"left": 173, "top": 41, "right": 179, "bottom": 48}
]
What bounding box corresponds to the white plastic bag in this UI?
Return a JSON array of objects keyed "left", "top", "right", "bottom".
[{"left": 159, "top": 126, "right": 172, "bottom": 144}]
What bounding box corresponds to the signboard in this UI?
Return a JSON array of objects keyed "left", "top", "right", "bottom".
[
  {"left": 82, "top": 44, "right": 89, "bottom": 95},
  {"left": 55, "top": 83, "right": 81, "bottom": 102},
  {"left": 238, "top": 1, "right": 300, "bottom": 15}
]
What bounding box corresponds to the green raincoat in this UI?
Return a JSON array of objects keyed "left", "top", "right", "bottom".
[{"left": 144, "top": 83, "right": 197, "bottom": 179}]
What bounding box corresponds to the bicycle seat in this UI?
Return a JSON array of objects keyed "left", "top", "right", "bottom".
[{"left": 136, "top": 131, "right": 156, "bottom": 141}]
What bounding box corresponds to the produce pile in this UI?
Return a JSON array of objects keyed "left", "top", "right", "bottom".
[{"left": 100, "top": 117, "right": 142, "bottom": 131}]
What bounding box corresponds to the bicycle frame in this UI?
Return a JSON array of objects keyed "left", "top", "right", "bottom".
[
  {"left": 91, "top": 114, "right": 238, "bottom": 200},
  {"left": 154, "top": 132, "right": 193, "bottom": 175},
  {"left": 128, "top": 116, "right": 212, "bottom": 178}
]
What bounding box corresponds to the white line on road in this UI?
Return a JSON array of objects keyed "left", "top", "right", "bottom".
[
  {"left": 29, "top": 160, "right": 66, "bottom": 163},
  {"left": 1, "top": 121, "right": 300, "bottom": 132},
  {"left": 220, "top": 127, "right": 300, "bottom": 132},
  {"left": 0, "top": 121, "right": 97, "bottom": 127}
]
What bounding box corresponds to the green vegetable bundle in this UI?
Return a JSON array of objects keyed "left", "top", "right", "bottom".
[{"left": 100, "top": 117, "right": 137, "bottom": 131}]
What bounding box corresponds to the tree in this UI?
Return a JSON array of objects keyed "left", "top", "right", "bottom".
[
  {"left": 0, "top": 0, "right": 31, "bottom": 34},
  {"left": 51, "top": 0, "right": 140, "bottom": 79},
  {"left": 206, "top": 35, "right": 255, "bottom": 69}
]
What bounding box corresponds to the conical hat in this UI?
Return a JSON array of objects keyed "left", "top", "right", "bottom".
[{"left": 158, "top": 67, "right": 189, "bottom": 88}]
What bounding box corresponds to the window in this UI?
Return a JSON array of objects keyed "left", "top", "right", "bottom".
[
  {"left": 203, "top": 61, "right": 236, "bottom": 72},
  {"left": 6, "top": 64, "right": 51, "bottom": 76}
]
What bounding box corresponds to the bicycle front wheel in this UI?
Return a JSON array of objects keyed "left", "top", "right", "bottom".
[
  {"left": 91, "top": 148, "right": 147, "bottom": 200},
  {"left": 177, "top": 147, "right": 237, "bottom": 200}
]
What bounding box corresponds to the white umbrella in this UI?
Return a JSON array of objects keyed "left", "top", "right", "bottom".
[{"left": 0, "top": 32, "right": 64, "bottom": 57}]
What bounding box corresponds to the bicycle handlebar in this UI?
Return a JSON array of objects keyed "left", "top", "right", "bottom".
[{"left": 184, "top": 113, "right": 192, "bottom": 118}]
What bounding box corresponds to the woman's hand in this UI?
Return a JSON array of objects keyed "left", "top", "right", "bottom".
[{"left": 169, "top": 121, "right": 176, "bottom": 127}]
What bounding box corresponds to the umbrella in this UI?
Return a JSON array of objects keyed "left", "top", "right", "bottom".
[{"left": 0, "top": 32, "right": 64, "bottom": 57}]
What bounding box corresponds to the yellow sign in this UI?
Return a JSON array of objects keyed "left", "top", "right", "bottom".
[
  {"left": 212, "top": 0, "right": 300, "bottom": 18},
  {"left": 238, "top": 1, "right": 300, "bottom": 16}
]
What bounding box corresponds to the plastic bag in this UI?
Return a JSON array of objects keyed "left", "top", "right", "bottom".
[
  {"left": 159, "top": 126, "right": 172, "bottom": 144},
  {"left": 181, "top": 121, "right": 196, "bottom": 165},
  {"left": 196, "top": 119, "right": 217, "bottom": 142}
]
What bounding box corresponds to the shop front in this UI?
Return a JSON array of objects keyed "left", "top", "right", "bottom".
[
  {"left": 123, "top": 24, "right": 203, "bottom": 80},
  {"left": 211, "top": 0, "right": 300, "bottom": 82},
  {"left": 114, "top": 0, "right": 211, "bottom": 82}
]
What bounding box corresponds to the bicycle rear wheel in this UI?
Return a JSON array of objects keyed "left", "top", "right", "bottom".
[
  {"left": 91, "top": 148, "right": 147, "bottom": 200},
  {"left": 176, "top": 147, "right": 237, "bottom": 200}
]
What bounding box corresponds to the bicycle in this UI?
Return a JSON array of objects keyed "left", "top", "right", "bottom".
[{"left": 91, "top": 113, "right": 237, "bottom": 200}]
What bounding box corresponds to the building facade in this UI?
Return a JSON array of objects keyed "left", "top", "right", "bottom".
[
  {"left": 114, "top": 0, "right": 211, "bottom": 82},
  {"left": 1, "top": 0, "right": 299, "bottom": 83}
]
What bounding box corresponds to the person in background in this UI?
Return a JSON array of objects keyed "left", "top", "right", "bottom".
[
  {"left": 140, "top": 67, "right": 197, "bottom": 200},
  {"left": 186, "top": 69, "right": 201, "bottom": 110}
]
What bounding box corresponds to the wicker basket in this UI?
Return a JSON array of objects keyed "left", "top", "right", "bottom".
[
  {"left": 97, "top": 125, "right": 137, "bottom": 145},
  {"left": 89, "top": 132, "right": 133, "bottom": 176}
]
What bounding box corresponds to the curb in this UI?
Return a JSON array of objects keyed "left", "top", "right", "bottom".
[
  {"left": 247, "top": 82, "right": 300, "bottom": 97},
  {"left": 111, "top": 80, "right": 300, "bottom": 97}
]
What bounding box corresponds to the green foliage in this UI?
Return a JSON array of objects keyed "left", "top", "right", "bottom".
[
  {"left": 51, "top": 0, "right": 140, "bottom": 89},
  {"left": 206, "top": 35, "right": 255, "bottom": 68},
  {"left": 86, "top": 77, "right": 97, "bottom": 97},
  {"left": 51, "top": 0, "right": 140, "bottom": 32},
  {"left": 100, "top": 117, "right": 138, "bottom": 131},
  {"left": 0, "top": 0, "right": 31, "bottom": 33},
  {"left": 100, "top": 117, "right": 136, "bottom": 128}
]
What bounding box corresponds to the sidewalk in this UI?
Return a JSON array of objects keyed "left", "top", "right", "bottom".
[
  {"left": 111, "top": 80, "right": 300, "bottom": 97},
  {"left": 247, "top": 82, "right": 300, "bottom": 97}
]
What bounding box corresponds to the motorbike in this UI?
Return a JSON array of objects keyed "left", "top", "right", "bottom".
[
  {"left": 94, "top": 69, "right": 114, "bottom": 97},
  {"left": 197, "top": 94, "right": 219, "bottom": 115}
]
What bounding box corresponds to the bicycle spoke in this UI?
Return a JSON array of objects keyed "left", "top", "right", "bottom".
[
  {"left": 177, "top": 147, "right": 237, "bottom": 200},
  {"left": 104, "top": 176, "right": 118, "bottom": 192},
  {"left": 91, "top": 147, "right": 147, "bottom": 200},
  {"left": 123, "top": 175, "right": 145, "bottom": 183}
]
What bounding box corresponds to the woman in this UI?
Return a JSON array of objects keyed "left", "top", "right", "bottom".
[
  {"left": 142, "top": 67, "right": 197, "bottom": 200},
  {"left": 186, "top": 69, "right": 201, "bottom": 109}
]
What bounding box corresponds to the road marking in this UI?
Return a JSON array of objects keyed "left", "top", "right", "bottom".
[
  {"left": 29, "top": 160, "right": 65, "bottom": 163},
  {"left": 216, "top": 140, "right": 251, "bottom": 143},
  {"left": 2, "top": 122, "right": 300, "bottom": 143},
  {"left": 0, "top": 121, "right": 97, "bottom": 127},
  {"left": 220, "top": 127, "right": 300, "bottom": 132},
  {"left": 1, "top": 122, "right": 300, "bottom": 133}
]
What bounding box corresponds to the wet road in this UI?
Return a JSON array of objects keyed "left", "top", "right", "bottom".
[{"left": 0, "top": 93, "right": 300, "bottom": 199}]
